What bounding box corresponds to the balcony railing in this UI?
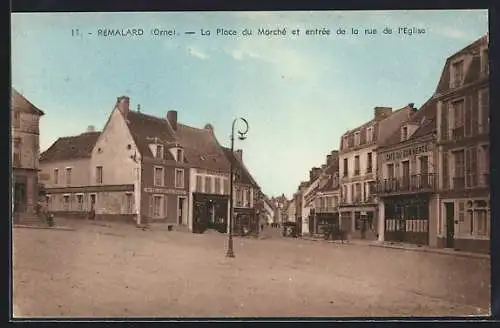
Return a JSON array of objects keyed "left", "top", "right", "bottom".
[
  {"left": 452, "top": 126, "right": 465, "bottom": 140},
  {"left": 453, "top": 176, "right": 465, "bottom": 189},
  {"left": 376, "top": 173, "right": 437, "bottom": 195}
]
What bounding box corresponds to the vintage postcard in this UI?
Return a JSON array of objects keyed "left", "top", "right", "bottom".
[{"left": 11, "top": 10, "right": 491, "bottom": 318}]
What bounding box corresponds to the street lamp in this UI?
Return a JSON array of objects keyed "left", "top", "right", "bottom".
[{"left": 226, "top": 117, "right": 249, "bottom": 258}]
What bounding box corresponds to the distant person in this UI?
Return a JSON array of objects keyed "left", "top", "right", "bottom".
[{"left": 88, "top": 204, "right": 96, "bottom": 221}]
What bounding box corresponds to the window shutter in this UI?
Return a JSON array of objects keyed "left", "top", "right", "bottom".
[
  {"left": 471, "top": 92, "right": 479, "bottom": 135},
  {"left": 465, "top": 97, "right": 472, "bottom": 136},
  {"left": 465, "top": 149, "right": 471, "bottom": 187},
  {"left": 471, "top": 147, "right": 477, "bottom": 187},
  {"left": 442, "top": 153, "right": 449, "bottom": 189},
  {"left": 440, "top": 102, "right": 448, "bottom": 140},
  {"left": 164, "top": 196, "right": 168, "bottom": 218}
]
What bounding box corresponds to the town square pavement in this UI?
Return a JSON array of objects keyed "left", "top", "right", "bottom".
[{"left": 12, "top": 219, "right": 490, "bottom": 318}]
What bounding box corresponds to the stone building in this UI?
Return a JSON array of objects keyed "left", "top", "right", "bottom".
[
  {"left": 11, "top": 89, "right": 45, "bottom": 224},
  {"left": 375, "top": 98, "right": 439, "bottom": 246},
  {"left": 338, "top": 104, "right": 417, "bottom": 239},
  {"left": 435, "top": 35, "right": 490, "bottom": 253}
]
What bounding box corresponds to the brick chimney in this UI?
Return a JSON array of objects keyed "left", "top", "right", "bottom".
[
  {"left": 234, "top": 149, "right": 243, "bottom": 161},
  {"left": 374, "top": 106, "right": 392, "bottom": 121},
  {"left": 116, "top": 96, "right": 130, "bottom": 117},
  {"left": 309, "top": 167, "right": 322, "bottom": 181},
  {"left": 167, "top": 110, "right": 178, "bottom": 131}
]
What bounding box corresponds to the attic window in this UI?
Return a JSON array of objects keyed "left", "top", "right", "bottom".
[
  {"left": 97, "top": 147, "right": 103, "bottom": 153},
  {"left": 127, "top": 144, "right": 132, "bottom": 150},
  {"left": 401, "top": 126, "right": 408, "bottom": 141},
  {"left": 156, "top": 144, "right": 164, "bottom": 159},
  {"left": 176, "top": 148, "right": 184, "bottom": 163}
]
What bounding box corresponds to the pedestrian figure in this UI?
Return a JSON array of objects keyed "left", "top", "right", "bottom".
[
  {"left": 88, "top": 204, "right": 96, "bottom": 221},
  {"left": 260, "top": 223, "right": 264, "bottom": 231}
]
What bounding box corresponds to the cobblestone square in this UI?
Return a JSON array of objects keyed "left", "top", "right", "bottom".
[{"left": 12, "top": 221, "right": 490, "bottom": 318}]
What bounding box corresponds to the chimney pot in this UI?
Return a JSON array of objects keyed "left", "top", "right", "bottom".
[
  {"left": 167, "top": 110, "right": 178, "bottom": 131},
  {"left": 116, "top": 96, "right": 130, "bottom": 117},
  {"left": 374, "top": 106, "right": 392, "bottom": 120},
  {"left": 86, "top": 125, "right": 95, "bottom": 133},
  {"left": 204, "top": 123, "right": 214, "bottom": 131}
]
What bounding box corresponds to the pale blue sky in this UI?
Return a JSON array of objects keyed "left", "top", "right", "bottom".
[{"left": 11, "top": 10, "right": 488, "bottom": 198}]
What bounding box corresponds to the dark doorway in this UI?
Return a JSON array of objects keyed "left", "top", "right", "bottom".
[
  {"left": 402, "top": 160, "right": 410, "bottom": 190},
  {"left": 14, "top": 182, "right": 27, "bottom": 213},
  {"left": 178, "top": 197, "right": 185, "bottom": 225},
  {"left": 445, "top": 202, "right": 455, "bottom": 248}
]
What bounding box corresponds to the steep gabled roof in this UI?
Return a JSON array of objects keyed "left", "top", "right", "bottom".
[
  {"left": 221, "top": 147, "right": 260, "bottom": 188},
  {"left": 40, "top": 131, "right": 101, "bottom": 162},
  {"left": 175, "top": 124, "right": 230, "bottom": 172},
  {"left": 378, "top": 98, "right": 437, "bottom": 148},
  {"left": 11, "top": 89, "right": 45, "bottom": 116},
  {"left": 125, "top": 111, "right": 176, "bottom": 160}
]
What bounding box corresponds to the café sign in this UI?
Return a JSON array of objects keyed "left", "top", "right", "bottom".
[
  {"left": 144, "top": 187, "right": 187, "bottom": 195},
  {"left": 383, "top": 142, "right": 432, "bottom": 162}
]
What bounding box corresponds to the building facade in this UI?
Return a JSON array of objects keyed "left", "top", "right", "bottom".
[
  {"left": 11, "top": 89, "right": 45, "bottom": 223},
  {"left": 375, "top": 99, "right": 439, "bottom": 246},
  {"left": 338, "top": 105, "right": 416, "bottom": 239},
  {"left": 435, "top": 35, "right": 490, "bottom": 254}
]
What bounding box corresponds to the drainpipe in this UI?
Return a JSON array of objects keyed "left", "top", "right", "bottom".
[{"left": 133, "top": 154, "right": 142, "bottom": 226}]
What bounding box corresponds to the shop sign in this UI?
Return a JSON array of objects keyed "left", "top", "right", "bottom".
[
  {"left": 144, "top": 187, "right": 187, "bottom": 195},
  {"left": 383, "top": 142, "right": 432, "bottom": 162}
]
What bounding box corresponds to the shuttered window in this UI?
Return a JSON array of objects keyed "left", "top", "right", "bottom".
[
  {"left": 480, "top": 89, "right": 489, "bottom": 134},
  {"left": 440, "top": 102, "right": 449, "bottom": 140}
]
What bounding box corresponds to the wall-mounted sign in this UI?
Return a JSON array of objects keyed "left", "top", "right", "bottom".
[
  {"left": 383, "top": 142, "right": 433, "bottom": 163},
  {"left": 144, "top": 187, "right": 187, "bottom": 195}
]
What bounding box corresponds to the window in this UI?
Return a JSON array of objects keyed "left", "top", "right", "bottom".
[
  {"left": 481, "top": 145, "right": 490, "bottom": 186},
  {"left": 54, "top": 169, "right": 59, "bottom": 184},
  {"left": 452, "top": 60, "right": 464, "bottom": 87},
  {"left": 366, "top": 127, "right": 373, "bottom": 143},
  {"left": 204, "top": 176, "right": 212, "bottom": 193},
  {"left": 475, "top": 210, "right": 488, "bottom": 235},
  {"left": 63, "top": 195, "right": 70, "bottom": 211},
  {"left": 452, "top": 99, "right": 465, "bottom": 133},
  {"left": 65, "top": 167, "right": 72, "bottom": 185},
  {"left": 176, "top": 149, "right": 183, "bottom": 162},
  {"left": 458, "top": 201, "right": 465, "bottom": 223},
  {"left": 76, "top": 194, "right": 83, "bottom": 211},
  {"left": 214, "top": 177, "right": 221, "bottom": 194},
  {"left": 152, "top": 195, "right": 163, "bottom": 217},
  {"left": 243, "top": 188, "right": 248, "bottom": 207},
  {"left": 401, "top": 126, "right": 408, "bottom": 141},
  {"left": 125, "top": 193, "right": 133, "bottom": 214},
  {"left": 387, "top": 163, "right": 394, "bottom": 178},
  {"left": 175, "top": 169, "right": 184, "bottom": 188},
  {"left": 315, "top": 198, "right": 321, "bottom": 208},
  {"left": 354, "top": 132, "right": 360, "bottom": 146},
  {"left": 355, "top": 184, "right": 361, "bottom": 202},
  {"left": 354, "top": 156, "right": 360, "bottom": 175},
  {"left": 453, "top": 150, "right": 465, "bottom": 189},
  {"left": 96, "top": 166, "right": 103, "bottom": 184},
  {"left": 480, "top": 89, "right": 489, "bottom": 134},
  {"left": 366, "top": 152, "right": 372, "bottom": 173},
  {"left": 343, "top": 158, "right": 348, "bottom": 177},
  {"left": 223, "top": 178, "right": 229, "bottom": 194},
  {"left": 196, "top": 175, "right": 203, "bottom": 193},
  {"left": 13, "top": 111, "right": 20, "bottom": 128},
  {"left": 442, "top": 152, "right": 449, "bottom": 190},
  {"left": 466, "top": 147, "right": 477, "bottom": 187},
  {"left": 482, "top": 48, "right": 489, "bottom": 74},
  {"left": 154, "top": 167, "right": 164, "bottom": 186},
  {"left": 13, "top": 151, "right": 21, "bottom": 167},
  {"left": 342, "top": 137, "right": 349, "bottom": 150},
  {"left": 156, "top": 144, "right": 164, "bottom": 159}
]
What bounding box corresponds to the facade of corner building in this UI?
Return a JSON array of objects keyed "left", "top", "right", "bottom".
[
  {"left": 310, "top": 151, "right": 341, "bottom": 236},
  {"left": 39, "top": 95, "right": 263, "bottom": 234},
  {"left": 434, "top": 35, "right": 490, "bottom": 254},
  {"left": 338, "top": 104, "right": 417, "bottom": 240},
  {"left": 11, "top": 89, "right": 45, "bottom": 223},
  {"left": 375, "top": 98, "right": 439, "bottom": 247},
  {"left": 300, "top": 166, "right": 325, "bottom": 236},
  {"left": 286, "top": 198, "right": 296, "bottom": 223}
]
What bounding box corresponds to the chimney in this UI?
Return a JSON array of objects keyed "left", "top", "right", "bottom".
[
  {"left": 116, "top": 96, "right": 130, "bottom": 117},
  {"left": 309, "top": 167, "right": 321, "bottom": 181},
  {"left": 86, "top": 125, "right": 95, "bottom": 133},
  {"left": 234, "top": 149, "right": 243, "bottom": 162},
  {"left": 326, "top": 154, "right": 332, "bottom": 166},
  {"left": 204, "top": 123, "right": 214, "bottom": 132},
  {"left": 167, "top": 110, "right": 178, "bottom": 131},
  {"left": 374, "top": 106, "right": 392, "bottom": 121}
]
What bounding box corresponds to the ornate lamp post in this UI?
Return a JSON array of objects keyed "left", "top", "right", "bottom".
[{"left": 226, "top": 117, "right": 249, "bottom": 258}]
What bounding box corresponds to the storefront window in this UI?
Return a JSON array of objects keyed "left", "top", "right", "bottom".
[{"left": 475, "top": 210, "right": 488, "bottom": 235}]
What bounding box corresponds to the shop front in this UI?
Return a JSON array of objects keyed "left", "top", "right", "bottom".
[
  {"left": 315, "top": 211, "right": 338, "bottom": 235},
  {"left": 234, "top": 207, "right": 258, "bottom": 236},
  {"left": 192, "top": 193, "right": 229, "bottom": 233},
  {"left": 383, "top": 194, "right": 430, "bottom": 245}
]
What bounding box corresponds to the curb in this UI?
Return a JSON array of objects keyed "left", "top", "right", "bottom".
[
  {"left": 13, "top": 225, "right": 75, "bottom": 231},
  {"left": 368, "top": 243, "right": 489, "bottom": 260},
  {"left": 301, "top": 237, "right": 488, "bottom": 259}
]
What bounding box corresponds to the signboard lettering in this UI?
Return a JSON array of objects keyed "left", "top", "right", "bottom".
[
  {"left": 384, "top": 143, "right": 432, "bottom": 162},
  {"left": 144, "top": 187, "right": 187, "bottom": 195}
]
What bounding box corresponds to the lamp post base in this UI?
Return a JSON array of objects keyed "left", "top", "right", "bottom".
[{"left": 226, "top": 236, "right": 235, "bottom": 258}]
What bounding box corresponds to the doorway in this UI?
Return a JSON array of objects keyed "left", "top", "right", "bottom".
[
  {"left": 89, "top": 194, "right": 96, "bottom": 209},
  {"left": 402, "top": 160, "right": 410, "bottom": 190},
  {"left": 444, "top": 202, "right": 455, "bottom": 248},
  {"left": 14, "top": 182, "right": 27, "bottom": 213},
  {"left": 177, "top": 197, "right": 186, "bottom": 225}
]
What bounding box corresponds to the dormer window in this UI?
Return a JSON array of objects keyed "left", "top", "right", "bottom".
[
  {"left": 155, "top": 144, "right": 164, "bottom": 159},
  {"left": 354, "top": 132, "right": 360, "bottom": 146},
  {"left": 401, "top": 126, "right": 408, "bottom": 141},
  {"left": 176, "top": 148, "right": 184, "bottom": 163},
  {"left": 451, "top": 60, "right": 464, "bottom": 88},
  {"left": 342, "top": 136, "right": 349, "bottom": 150},
  {"left": 481, "top": 48, "right": 489, "bottom": 74},
  {"left": 366, "top": 127, "right": 373, "bottom": 143}
]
